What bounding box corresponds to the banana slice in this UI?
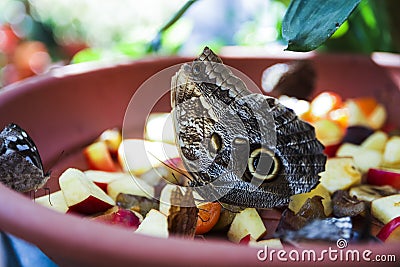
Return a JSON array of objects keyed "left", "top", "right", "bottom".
[{"left": 349, "top": 185, "right": 398, "bottom": 202}]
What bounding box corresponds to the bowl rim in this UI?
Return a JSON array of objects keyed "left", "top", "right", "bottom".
[{"left": 0, "top": 53, "right": 400, "bottom": 266}]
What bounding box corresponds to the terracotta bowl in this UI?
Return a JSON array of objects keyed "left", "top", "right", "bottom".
[{"left": 0, "top": 52, "right": 399, "bottom": 266}]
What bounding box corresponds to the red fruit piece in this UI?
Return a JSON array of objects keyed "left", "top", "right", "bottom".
[{"left": 376, "top": 216, "right": 400, "bottom": 242}]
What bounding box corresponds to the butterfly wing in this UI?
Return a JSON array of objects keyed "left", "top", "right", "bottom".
[
  {"left": 0, "top": 123, "right": 49, "bottom": 192},
  {"left": 171, "top": 47, "right": 326, "bottom": 208}
]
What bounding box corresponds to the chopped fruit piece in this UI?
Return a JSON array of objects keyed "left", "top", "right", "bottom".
[
  {"left": 136, "top": 209, "right": 169, "bottom": 238},
  {"left": 289, "top": 183, "right": 332, "bottom": 216},
  {"left": 345, "top": 99, "right": 370, "bottom": 127},
  {"left": 239, "top": 234, "right": 251, "bottom": 245},
  {"left": 313, "top": 119, "right": 344, "bottom": 146},
  {"left": 227, "top": 208, "right": 267, "bottom": 243},
  {"left": 382, "top": 136, "right": 400, "bottom": 169},
  {"left": 367, "top": 168, "right": 400, "bottom": 190},
  {"left": 310, "top": 92, "right": 342, "bottom": 119},
  {"left": 342, "top": 126, "right": 374, "bottom": 145},
  {"left": 360, "top": 131, "right": 388, "bottom": 152},
  {"left": 145, "top": 113, "right": 176, "bottom": 144},
  {"left": 84, "top": 170, "right": 130, "bottom": 192},
  {"left": 319, "top": 157, "right": 362, "bottom": 193},
  {"left": 212, "top": 206, "right": 238, "bottom": 231},
  {"left": 327, "top": 107, "right": 349, "bottom": 129},
  {"left": 35, "top": 191, "right": 69, "bottom": 213},
  {"left": 107, "top": 175, "right": 154, "bottom": 201},
  {"left": 248, "top": 238, "right": 283, "bottom": 249},
  {"left": 331, "top": 190, "right": 366, "bottom": 217},
  {"left": 324, "top": 142, "right": 341, "bottom": 158},
  {"left": 84, "top": 141, "right": 117, "bottom": 172},
  {"left": 369, "top": 104, "right": 387, "bottom": 130},
  {"left": 376, "top": 216, "right": 400, "bottom": 243},
  {"left": 118, "top": 139, "right": 179, "bottom": 175},
  {"left": 93, "top": 207, "right": 141, "bottom": 229},
  {"left": 139, "top": 157, "right": 188, "bottom": 187},
  {"left": 336, "top": 143, "right": 382, "bottom": 173},
  {"left": 98, "top": 128, "right": 122, "bottom": 155},
  {"left": 352, "top": 97, "right": 378, "bottom": 117},
  {"left": 371, "top": 194, "right": 400, "bottom": 224},
  {"left": 349, "top": 185, "right": 398, "bottom": 202},
  {"left": 195, "top": 202, "right": 222, "bottom": 235},
  {"left": 59, "top": 168, "right": 115, "bottom": 215}
]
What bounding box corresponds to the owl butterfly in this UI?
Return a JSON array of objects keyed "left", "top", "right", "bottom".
[
  {"left": 0, "top": 123, "right": 50, "bottom": 192},
  {"left": 171, "top": 47, "right": 326, "bottom": 208}
]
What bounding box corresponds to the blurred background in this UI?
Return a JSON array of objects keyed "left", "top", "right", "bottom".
[{"left": 0, "top": 0, "right": 399, "bottom": 88}]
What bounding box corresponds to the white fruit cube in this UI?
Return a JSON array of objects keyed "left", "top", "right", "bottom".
[
  {"left": 145, "top": 113, "right": 175, "bottom": 144},
  {"left": 383, "top": 137, "right": 400, "bottom": 169},
  {"left": 361, "top": 131, "right": 388, "bottom": 152},
  {"left": 84, "top": 170, "right": 131, "bottom": 192},
  {"left": 227, "top": 208, "right": 266, "bottom": 243},
  {"left": 336, "top": 143, "right": 382, "bottom": 173},
  {"left": 135, "top": 209, "right": 168, "bottom": 238},
  {"left": 249, "top": 238, "right": 283, "bottom": 249},
  {"left": 369, "top": 104, "right": 387, "bottom": 130},
  {"left": 59, "top": 168, "right": 115, "bottom": 214},
  {"left": 319, "top": 157, "right": 362, "bottom": 193},
  {"left": 107, "top": 175, "right": 154, "bottom": 201},
  {"left": 371, "top": 194, "right": 400, "bottom": 224},
  {"left": 118, "top": 139, "right": 179, "bottom": 175},
  {"left": 35, "top": 191, "right": 69, "bottom": 213}
]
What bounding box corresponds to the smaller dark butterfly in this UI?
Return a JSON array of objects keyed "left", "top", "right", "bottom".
[{"left": 0, "top": 123, "right": 50, "bottom": 192}]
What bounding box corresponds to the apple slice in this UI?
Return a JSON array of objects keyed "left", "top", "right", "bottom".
[
  {"left": 367, "top": 168, "right": 400, "bottom": 190},
  {"left": 35, "top": 190, "right": 69, "bottom": 213},
  {"left": 345, "top": 99, "right": 370, "bottom": 127},
  {"left": 98, "top": 128, "right": 122, "bottom": 155},
  {"left": 59, "top": 168, "right": 115, "bottom": 215},
  {"left": 135, "top": 209, "right": 169, "bottom": 238},
  {"left": 139, "top": 157, "right": 188, "bottom": 187},
  {"left": 382, "top": 136, "right": 400, "bottom": 169},
  {"left": 107, "top": 175, "right": 154, "bottom": 201},
  {"left": 376, "top": 216, "right": 400, "bottom": 242},
  {"left": 227, "top": 208, "right": 267, "bottom": 243},
  {"left": 118, "top": 139, "right": 179, "bottom": 176},
  {"left": 371, "top": 194, "right": 400, "bottom": 224},
  {"left": 249, "top": 238, "right": 283, "bottom": 249},
  {"left": 84, "top": 141, "right": 117, "bottom": 172},
  {"left": 145, "top": 113, "right": 175, "bottom": 144},
  {"left": 313, "top": 119, "right": 344, "bottom": 146},
  {"left": 360, "top": 131, "right": 388, "bottom": 152},
  {"left": 84, "top": 170, "right": 130, "bottom": 192},
  {"left": 336, "top": 143, "right": 382, "bottom": 173},
  {"left": 93, "top": 207, "right": 141, "bottom": 229},
  {"left": 323, "top": 142, "right": 341, "bottom": 158},
  {"left": 369, "top": 104, "right": 387, "bottom": 130},
  {"left": 320, "top": 157, "right": 361, "bottom": 195},
  {"left": 319, "top": 157, "right": 362, "bottom": 194}
]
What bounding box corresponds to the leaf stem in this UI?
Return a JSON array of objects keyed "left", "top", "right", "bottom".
[{"left": 147, "top": 0, "right": 198, "bottom": 53}]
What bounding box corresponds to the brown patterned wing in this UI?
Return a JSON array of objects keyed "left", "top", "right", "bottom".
[{"left": 167, "top": 187, "right": 198, "bottom": 238}]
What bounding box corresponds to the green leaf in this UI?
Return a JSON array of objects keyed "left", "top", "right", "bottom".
[
  {"left": 282, "top": 0, "right": 361, "bottom": 51},
  {"left": 71, "top": 48, "right": 102, "bottom": 63}
]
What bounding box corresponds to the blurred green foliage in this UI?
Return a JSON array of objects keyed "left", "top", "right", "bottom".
[{"left": 0, "top": 0, "right": 398, "bottom": 87}]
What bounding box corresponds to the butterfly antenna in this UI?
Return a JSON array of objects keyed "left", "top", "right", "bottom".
[
  {"left": 147, "top": 151, "right": 193, "bottom": 183},
  {"left": 44, "top": 187, "right": 53, "bottom": 206}
]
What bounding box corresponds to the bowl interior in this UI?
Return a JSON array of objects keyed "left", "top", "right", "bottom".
[{"left": 0, "top": 53, "right": 399, "bottom": 266}]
